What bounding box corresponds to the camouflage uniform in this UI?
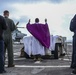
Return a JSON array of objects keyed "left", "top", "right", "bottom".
[{"left": 3, "top": 17, "right": 16, "bottom": 66}]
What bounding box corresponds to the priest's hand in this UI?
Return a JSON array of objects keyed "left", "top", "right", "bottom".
[
  {"left": 45, "top": 19, "right": 47, "bottom": 23},
  {"left": 28, "top": 19, "right": 31, "bottom": 23}
]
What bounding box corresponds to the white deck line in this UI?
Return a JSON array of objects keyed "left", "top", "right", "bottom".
[{"left": 5, "top": 65, "right": 70, "bottom": 68}]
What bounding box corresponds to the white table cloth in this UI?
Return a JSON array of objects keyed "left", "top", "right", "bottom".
[{"left": 23, "top": 35, "right": 60, "bottom": 56}]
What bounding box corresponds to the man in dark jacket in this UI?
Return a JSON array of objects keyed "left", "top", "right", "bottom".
[
  {"left": 70, "top": 14, "right": 76, "bottom": 74},
  {"left": 0, "top": 15, "right": 7, "bottom": 74},
  {"left": 3, "top": 10, "right": 16, "bottom": 67}
]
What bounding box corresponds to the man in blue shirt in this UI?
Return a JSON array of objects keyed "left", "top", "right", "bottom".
[
  {"left": 0, "top": 15, "right": 7, "bottom": 74},
  {"left": 70, "top": 14, "right": 76, "bottom": 74}
]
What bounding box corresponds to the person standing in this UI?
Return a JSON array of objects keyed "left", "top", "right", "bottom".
[
  {"left": 26, "top": 18, "right": 50, "bottom": 63},
  {"left": 70, "top": 14, "right": 76, "bottom": 74},
  {"left": 3, "top": 10, "right": 17, "bottom": 67},
  {"left": 0, "top": 15, "right": 7, "bottom": 73}
]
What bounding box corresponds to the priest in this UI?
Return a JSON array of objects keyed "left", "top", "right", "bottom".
[{"left": 26, "top": 18, "right": 50, "bottom": 63}]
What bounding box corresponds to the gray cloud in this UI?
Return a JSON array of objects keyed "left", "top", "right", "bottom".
[
  {"left": 49, "top": 0, "right": 66, "bottom": 3},
  {"left": 11, "top": 16, "right": 29, "bottom": 25},
  {"left": 0, "top": 0, "right": 67, "bottom": 15},
  {"left": 19, "top": 16, "right": 29, "bottom": 23},
  {"left": 1, "top": 0, "right": 67, "bottom": 4},
  {"left": 0, "top": 0, "right": 67, "bottom": 14}
]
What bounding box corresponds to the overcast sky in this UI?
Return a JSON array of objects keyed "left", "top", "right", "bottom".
[{"left": 0, "top": 0, "right": 76, "bottom": 40}]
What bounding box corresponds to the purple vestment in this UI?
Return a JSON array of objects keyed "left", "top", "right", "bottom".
[{"left": 26, "top": 23, "right": 50, "bottom": 48}]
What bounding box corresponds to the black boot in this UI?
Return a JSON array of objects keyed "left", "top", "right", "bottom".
[
  {"left": 72, "top": 69, "right": 76, "bottom": 74},
  {"left": 0, "top": 70, "right": 6, "bottom": 74}
]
